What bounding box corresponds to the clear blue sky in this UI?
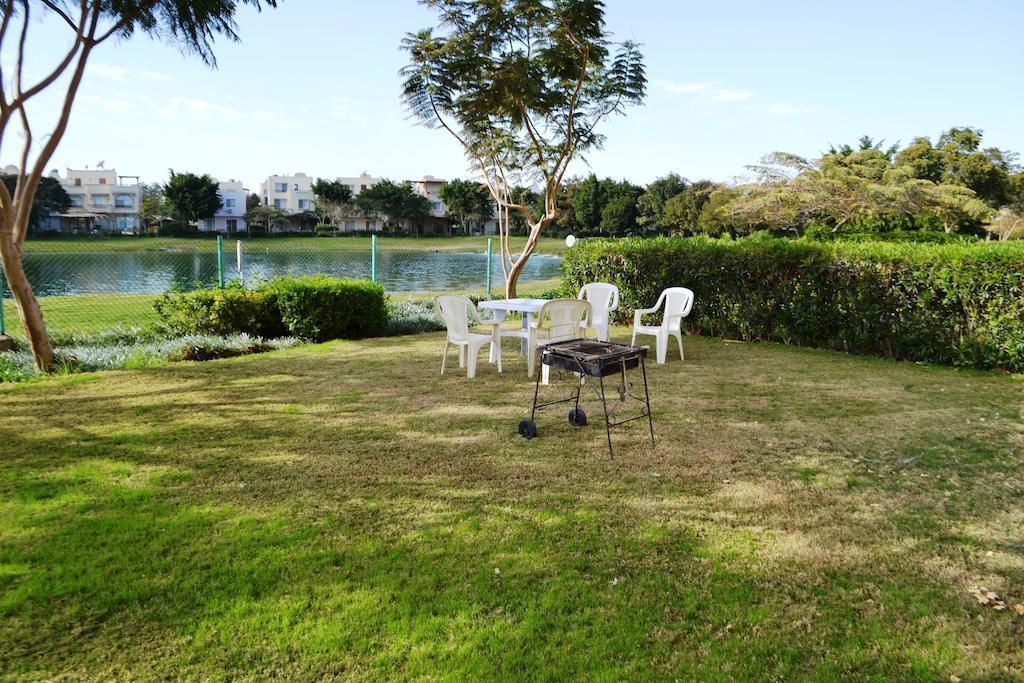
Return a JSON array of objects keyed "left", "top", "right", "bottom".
[{"left": 10, "top": 0, "right": 1024, "bottom": 192}]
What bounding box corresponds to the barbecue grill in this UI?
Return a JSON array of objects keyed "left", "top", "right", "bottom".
[{"left": 518, "top": 339, "right": 655, "bottom": 458}]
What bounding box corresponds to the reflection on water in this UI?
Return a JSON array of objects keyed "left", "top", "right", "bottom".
[{"left": 20, "top": 250, "right": 563, "bottom": 296}]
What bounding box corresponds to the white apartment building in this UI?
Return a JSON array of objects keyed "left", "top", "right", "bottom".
[
  {"left": 260, "top": 172, "right": 314, "bottom": 214},
  {"left": 198, "top": 179, "right": 248, "bottom": 234},
  {"left": 36, "top": 166, "right": 142, "bottom": 234}
]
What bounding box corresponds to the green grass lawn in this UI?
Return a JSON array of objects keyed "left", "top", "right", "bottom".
[
  {"left": 2, "top": 333, "right": 1023, "bottom": 679},
  {"left": 3, "top": 293, "right": 161, "bottom": 336},
  {"left": 22, "top": 235, "right": 570, "bottom": 255}
]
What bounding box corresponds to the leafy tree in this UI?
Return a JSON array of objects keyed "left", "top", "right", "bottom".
[
  {"left": 401, "top": 0, "right": 646, "bottom": 296},
  {"left": 163, "top": 170, "right": 221, "bottom": 228},
  {"left": 312, "top": 178, "right": 356, "bottom": 227},
  {"left": 661, "top": 180, "right": 717, "bottom": 235},
  {"left": 0, "top": 0, "right": 278, "bottom": 369},
  {"left": 244, "top": 205, "right": 289, "bottom": 234},
  {"left": 597, "top": 180, "right": 643, "bottom": 236},
  {"left": 1, "top": 175, "right": 70, "bottom": 232},
  {"left": 571, "top": 174, "right": 605, "bottom": 232},
  {"left": 987, "top": 208, "right": 1023, "bottom": 241},
  {"left": 696, "top": 188, "right": 744, "bottom": 237},
  {"left": 140, "top": 183, "right": 170, "bottom": 233},
  {"left": 636, "top": 173, "right": 688, "bottom": 235},
  {"left": 246, "top": 192, "right": 261, "bottom": 211},
  {"left": 439, "top": 179, "right": 493, "bottom": 234},
  {"left": 356, "top": 179, "right": 431, "bottom": 233}
]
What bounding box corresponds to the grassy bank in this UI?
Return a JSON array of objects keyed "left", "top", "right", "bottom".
[
  {"left": 22, "top": 235, "right": 570, "bottom": 255},
  {"left": 1, "top": 332, "right": 1022, "bottom": 678}
]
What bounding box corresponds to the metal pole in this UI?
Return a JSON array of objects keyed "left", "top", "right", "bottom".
[
  {"left": 486, "top": 237, "right": 493, "bottom": 299},
  {"left": 0, "top": 277, "right": 6, "bottom": 336},
  {"left": 216, "top": 234, "right": 225, "bottom": 288},
  {"left": 371, "top": 234, "right": 377, "bottom": 283},
  {"left": 236, "top": 240, "right": 244, "bottom": 286}
]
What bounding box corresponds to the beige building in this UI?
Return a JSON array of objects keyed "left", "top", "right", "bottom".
[
  {"left": 40, "top": 166, "right": 142, "bottom": 234},
  {"left": 260, "top": 172, "right": 314, "bottom": 214}
]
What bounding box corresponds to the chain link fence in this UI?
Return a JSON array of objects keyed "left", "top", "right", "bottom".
[{"left": 0, "top": 236, "right": 564, "bottom": 338}]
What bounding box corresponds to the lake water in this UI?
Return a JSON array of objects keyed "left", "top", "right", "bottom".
[{"left": 19, "top": 249, "right": 563, "bottom": 297}]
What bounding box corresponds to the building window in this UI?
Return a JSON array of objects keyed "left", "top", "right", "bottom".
[
  {"left": 114, "top": 194, "right": 133, "bottom": 208},
  {"left": 98, "top": 177, "right": 107, "bottom": 185},
  {"left": 74, "top": 178, "right": 82, "bottom": 187},
  {"left": 345, "top": 220, "right": 355, "bottom": 230},
  {"left": 224, "top": 198, "right": 236, "bottom": 209},
  {"left": 432, "top": 202, "right": 442, "bottom": 211},
  {"left": 92, "top": 195, "right": 108, "bottom": 207},
  {"left": 298, "top": 199, "right": 311, "bottom": 209},
  {"left": 116, "top": 216, "right": 136, "bottom": 229},
  {"left": 226, "top": 219, "right": 238, "bottom": 231},
  {"left": 273, "top": 199, "right": 286, "bottom": 209},
  {"left": 360, "top": 184, "right": 367, "bottom": 191},
  {"left": 70, "top": 195, "right": 84, "bottom": 208},
  {"left": 274, "top": 182, "right": 287, "bottom": 192}
]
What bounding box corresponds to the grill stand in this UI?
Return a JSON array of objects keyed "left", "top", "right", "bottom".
[{"left": 525, "top": 349, "right": 655, "bottom": 459}]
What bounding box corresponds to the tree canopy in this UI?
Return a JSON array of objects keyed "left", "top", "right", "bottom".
[
  {"left": 401, "top": 0, "right": 646, "bottom": 295},
  {"left": 439, "top": 179, "right": 493, "bottom": 233},
  {"left": 163, "top": 171, "right": 221, "bottom": 226},
  {"left": 355, "top": 180, "right": 431, "bottom": 232},
  {"left": 1, "top": 175, "right": 70, "bottom": 231}
]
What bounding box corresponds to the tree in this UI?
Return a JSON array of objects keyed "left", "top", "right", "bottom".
[
  {"left": 1, "top": 175, "right": 69, "bottom": 232},
  {"left": 163, "top": 170, "right": 221, "bottom": 228},
  {"left": 636, "top": 173, "right": 688, "bottom": 235},
  {"left": 0, "top": 0, "right": 277, "bottom": 370},
  {"left": 312, "top": 178, "right": 355, "bottom": 227},
  {"left": 139, "top": 183, "right": 170, "bottom": 234},
  {"left": 246, "top": 192, "right": 261, "bottom": 211},
  {"left": 244, "top": 205, "right": 289, "bottom": 234},
  {"left": 401, "top": 0, "right": 646, "bottom": 296},
  {"left": 987, "top": 208, "right": 1023, "bottom": 241},
  {"left": 597, "top": 180, "right": 643, "bottom": 235},
  {"left": 439, "top": 178, "right": 493, "bottom": 234},
  {"left": 571, "top": 174, "right": 605, "bottom": 232},
  {"left": 661, "top": 180, "right": 716, "bottom": 235},
  {"left": 356, "top": 179, "right": 431, "bottom": 233}
]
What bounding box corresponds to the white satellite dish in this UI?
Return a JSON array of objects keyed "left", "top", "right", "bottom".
[{"left": 565, "top": 234, "right": 577, "bottom": 248}]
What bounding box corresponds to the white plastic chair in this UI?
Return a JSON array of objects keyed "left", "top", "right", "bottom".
[
  {"left": 527, "top": 298, "right": 591, "bottom": 383},
  {"left": 631, "top": 287, "right": 694, "bottom": 364},
  {"left": 577, "top": 282, "right": 619, "bottom": 342},
  {"left": 433, "top": 295, "right": 502, "bottom": 379}
]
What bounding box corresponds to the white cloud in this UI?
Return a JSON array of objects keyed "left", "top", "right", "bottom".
[
  {"left": 655, "top": 79, "right": 754, "bottom": 104},
  {"left": 90, "top": 64, "right": 173, "bottom": 82},
  {"left": 756, "top": 103, "right": 814, "bottom": 117},
  {"left": 707, "top": 88, "right": 754, "bottom": 103},
  {"left": 653, "top": 79, "right": 716, "bottom": 95}
]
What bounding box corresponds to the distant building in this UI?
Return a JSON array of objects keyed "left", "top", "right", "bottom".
[
  {"left": 38, "top": 167, "right": 142, "bottom": 234},
  {"left": 198, "top": 179, "right": 248, "bottom": 234},
  {"left": 260, "top": 172, "right": 314, "bottom": 214}
]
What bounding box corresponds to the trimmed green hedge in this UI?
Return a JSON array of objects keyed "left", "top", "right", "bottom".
[
  {"left": 562, "top": 237, "right": 1024, "bottom": 372},
  {"left": 155, "top": 277, "right": 386, "bottom": 342}
]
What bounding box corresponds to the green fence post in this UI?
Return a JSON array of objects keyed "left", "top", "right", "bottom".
[
  {"left": 486, "top": 238, "right": 493, "bottom": 299},
  {"left": 371, "top": 234, "right": 377, "bottom": 283},
  {"left": 0, "top": 277, "right": 6, "bottom": 336},
  {"left": 216, "top": 235, "right": 225, "bottom": 288}
]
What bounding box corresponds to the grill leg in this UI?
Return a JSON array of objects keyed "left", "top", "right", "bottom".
[
  {"left": 530, "top": 356, "right": 543, "bottom": 422},
  {"left": 640, "top": 355, "right": 655, "bottom": 448},
  {"left": 598, "top": 373, "right": 614, "bottom": 460}
]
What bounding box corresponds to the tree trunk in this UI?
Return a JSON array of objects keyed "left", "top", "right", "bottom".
[{"left": 0, "top": 232, "right": 54, "bottom": 369}]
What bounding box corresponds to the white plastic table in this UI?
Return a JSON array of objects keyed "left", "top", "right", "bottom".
[{"left": 478, "top": 297, "right": 548, "bottom": 357}]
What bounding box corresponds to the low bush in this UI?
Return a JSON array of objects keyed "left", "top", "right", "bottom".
[
  {"left": 562, "top": 236, "right": 1024, "bottom": 372},
  {"left": 154, "top": 284, "right": 285, "bottom": 338},
  {"left": 268, "top": 276, "right": 386, "bottom": 342},
  {"left": 155, "top": 277, "right": 386, "bottom": 342},
  {"left": 384, "top": 299, "right": 445, "bottom": 336}
]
